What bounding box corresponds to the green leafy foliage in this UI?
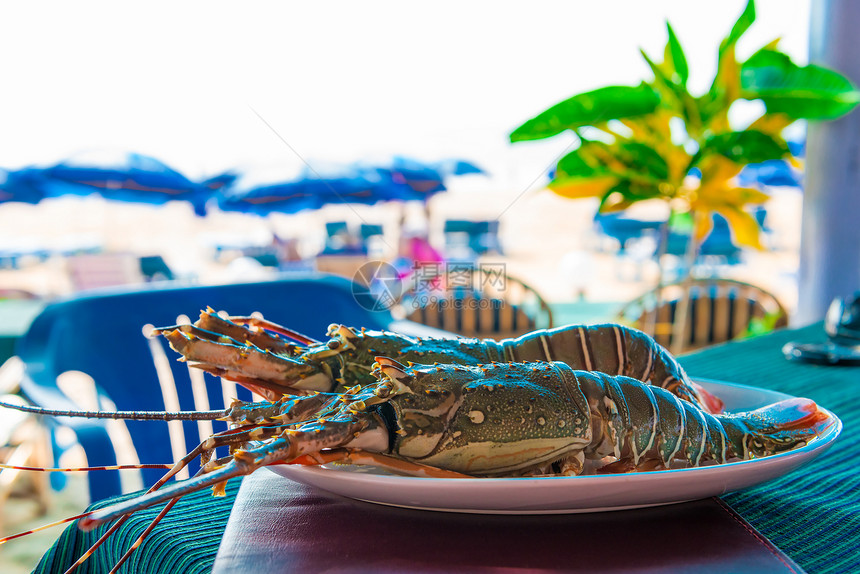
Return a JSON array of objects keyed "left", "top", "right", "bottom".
[
  {"left": 509, "top": 84, "right": 659, "bottom": 142},
  {"left": 693, "top": 130, "right": 789, "bottom": 167},
  {"left": 742, "top": 49, "right": 860, "bottom": 119},
  {"left": 510, "top": 0, "right": 859, "bottom": 251}
]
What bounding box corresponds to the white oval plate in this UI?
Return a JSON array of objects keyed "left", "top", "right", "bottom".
[{"left": 269, "top": 380, "right": 841, "bottom": 514}]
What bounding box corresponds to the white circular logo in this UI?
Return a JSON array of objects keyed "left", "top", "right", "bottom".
[{"left": 352, "top": 261, "right": 403, "bottom": 311}]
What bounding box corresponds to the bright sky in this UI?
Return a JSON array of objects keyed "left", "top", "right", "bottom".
[{"left": 0, "top": 1, "right": 810, "bottom": 191}]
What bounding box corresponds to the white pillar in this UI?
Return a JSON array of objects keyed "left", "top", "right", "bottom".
[{"left": 797, "top": 0, "right": 860, "bottom": 325}]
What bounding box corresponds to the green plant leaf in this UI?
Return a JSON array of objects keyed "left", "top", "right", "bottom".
[
  {"left": 597, "top": 192, "right": 636, "bottom": 213},
  {"left": 556, "top": 146, "right": 603, "bottom": 178},
  {"left": 617, "top": 141, "right": 670, "bottom": 181},
  {"left": 703, "top": 0, "right": 755, "bottom": 123},
  {"left": 640, "top": 49, "right": 678, "bottom": 104},
  {"left": 740, "top": 311, "right": 783, "bottom": 339},
  {"left": 665, "top": 23, "right": 689, "bottom": 86},
  {"left": 557, "top": 139, "right": 668, "bottom": 186},
  {"left": 741, "top": 49, "right": 860, "bottom": 119},
  {"left": 510, "top": 84, "right": 660, "bottom": 142},
  {"left": 641, "top": 48, "right": 701, "bottom": 132},
  {"left": 693, "top": 130, "right": 789, "bottom": 166},
  {"left": 597, "top": 180, "right": 663, "bottom": 213},
  {"left": 720, "top": 0, "right": 756, "bottom": 55}
]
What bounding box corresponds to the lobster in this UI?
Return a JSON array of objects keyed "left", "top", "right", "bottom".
[
  {"left": 155, "top": 309, "right": 725, "bottom": 413},
  {"left": 1, "top": 358, "right": 828, "bottom": 533}
]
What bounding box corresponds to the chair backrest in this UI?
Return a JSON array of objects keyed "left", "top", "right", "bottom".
[
  {"left": 618, "top": 278, "right": 788, "bottom": 353},
  {"left": 442, "top": 219, "right": 503, "bottom": 258},
  {"left": 593, "top": 213, "right": 664, "bottom": 252},
  {"left": 139, "top": 255, "right": 176, "bottom": 281},
  {"left": 397, "top": 269, "right": 553, "bottom": 340},
  {"left": 359, "top": 224, "right": 384, "bottom": 239},
  {"left": 325, "top": 221, "right": 349, "bottom": 238},
  {"left": 16, "top": 274, "right": 393, "bottom": 500}
]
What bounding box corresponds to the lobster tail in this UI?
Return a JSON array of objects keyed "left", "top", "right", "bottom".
[{"left": 720, "top": 398, "right": 830, "bottom": 460}]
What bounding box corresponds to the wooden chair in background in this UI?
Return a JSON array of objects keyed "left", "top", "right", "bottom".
[
  {"left": 617, "top": 278, "right": 788, "bottom": 354},
  {"left": 396, "top": 268, "right": 553, "bottom": 340}
]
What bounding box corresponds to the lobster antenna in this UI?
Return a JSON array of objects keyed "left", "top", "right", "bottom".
[
  {"left": 0, "top": 511, "right": 97, "bottom": 545},
  {"left": 0, "top": 463, "right": 172, "bottom": 472},
  {"left": 0, "top": 400, "right": 227, "bottom": 421}
]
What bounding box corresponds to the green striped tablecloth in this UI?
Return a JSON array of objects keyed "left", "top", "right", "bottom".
[
  {"left": 33, "top": 323, "right": 858, "bottom": 573},
  {"left": 678, "top": 323, "right": 859, "bottom": 574}
]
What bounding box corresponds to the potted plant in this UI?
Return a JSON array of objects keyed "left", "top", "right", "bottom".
[{"left": 509, "top": 0, "right": 859, "bottom": 351}]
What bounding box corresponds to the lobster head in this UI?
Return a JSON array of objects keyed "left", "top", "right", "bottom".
[{"left": 357, "top": 357, "right": 593, "bottom": 476}]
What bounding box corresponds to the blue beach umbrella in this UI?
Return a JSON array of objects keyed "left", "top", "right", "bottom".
[
  {"left": 200, "top": 171, "right": 241, "bottom": 192},
  {"left": 0, "top": 168, "right": 48, "bottom": 205},
  {"left": 215, "top": 165, "right": 390, "bottom": 216},
  {"left": 375, "top": 157, "right": 447, "bottom": 196},
  {"left": 214, "top": 157, "right": 483, "bottom": 216},
  {"left": 42, "top": 152, "right": 212, "bottom": 215}
]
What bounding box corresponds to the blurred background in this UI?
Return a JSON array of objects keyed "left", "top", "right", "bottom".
[{"left": 0, "top": 0, "right": 809, "bottom": 309}]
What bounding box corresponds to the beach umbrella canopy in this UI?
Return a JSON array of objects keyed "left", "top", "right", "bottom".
[
  {"left": 215, "top": 165, "right": 389, "bottom": 216},
  {"left": 214, "top": 157, "right": 484, "bottom": 216},
  {"left": 200, "top": 171, "right": 241, "bottom": 192},
  {"left": 0, "top": 168, "right": 48, "bottom": 205},
  {"left": 41, "top": 151, "right": 212, "bottom": 215}
]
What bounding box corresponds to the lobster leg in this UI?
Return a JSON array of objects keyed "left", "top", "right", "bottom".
[
  {"left": 79, "top": 404, "right": 390, "bottom": 529},
  {"left": 220, "top": 314, "right": 321, "bottom": 347},
  {"left": 222, "top": 392, "right": 344, "bottom": 425},
  {"left": 78, "top": 437, "right": 291, "bottom": 530}
]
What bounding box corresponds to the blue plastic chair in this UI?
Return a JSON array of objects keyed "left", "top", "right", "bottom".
[
  {"left": 443, "top": 220, "right": 503, "bottom": 257},
  {"left": 593, "top": 213, "right": 664, "bottom": 252},
  {"left": 16, "top": 275, "right": 394, "bottom": 501}
]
